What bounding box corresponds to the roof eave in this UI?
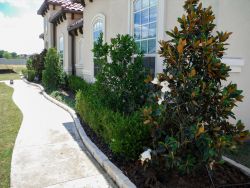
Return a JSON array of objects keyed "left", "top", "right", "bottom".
[{"left": 49, "top": 9, "right": 83, "bottom": 24}]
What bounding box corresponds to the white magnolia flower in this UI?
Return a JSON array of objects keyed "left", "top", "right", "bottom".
[
  {"left": 160, "top": 81, "right": 171, "bottom": 93},
  {"left": 140, "top": 149, "right": 152, "bottom": 164},
  {"left": 151, "top": 77, "right": 160, "bottom": 85},
  {"left": 158, "top": 93, "right": 165, "bottom": 105},
  {"left": 158, "top": 97, "right": 164, "bottom": 105}
]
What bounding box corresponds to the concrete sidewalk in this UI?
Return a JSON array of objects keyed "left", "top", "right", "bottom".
[{"left": 7, "top": 80, "right": 116, "bottom": 188}]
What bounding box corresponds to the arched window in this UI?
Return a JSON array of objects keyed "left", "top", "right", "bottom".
[
  {"left": 93, "top": 19, "right": 104, "bottom": 43},
  {"left": 59, "top": 36, "right": 64, "bottom": 65},
  {"left": 133, "top": 0, "right": 158, "bottom": 76},
  {"left": 92, "top": 14, "right": 105, "bottom": 77}
]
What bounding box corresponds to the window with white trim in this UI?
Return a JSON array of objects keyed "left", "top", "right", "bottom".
[
  {"left": 93, "top": 19, "right": 104, "bottom": 43},
  {"left": 92, "top": 16, "right": 105, "bottom": 77},
  {"left": 133, "top": 0, "right": 158, "bottom": 76},
  {"left": 59, "top": 36, "right": 64, "bottom": 65}
]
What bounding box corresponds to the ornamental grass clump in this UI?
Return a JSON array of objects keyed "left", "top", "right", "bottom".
[{"left": 144, "top": 0, "right": 249, "bottom": 174}]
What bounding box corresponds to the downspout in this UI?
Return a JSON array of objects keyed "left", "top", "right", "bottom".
[{"left": 53, "top": 24, "right": 56, "bottom": 48}]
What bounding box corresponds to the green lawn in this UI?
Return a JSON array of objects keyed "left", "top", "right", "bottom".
[
  {"left": 0, "top": 64, "right": 26, "bottom": 81},
  {"left": 0, "top": 83, "right": 23, "bottom": 188}
]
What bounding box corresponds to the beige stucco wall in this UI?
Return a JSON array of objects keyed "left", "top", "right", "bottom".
[
  {"left": 81, "top": 0, "right": 250, "bottom": 129},
  {"left": 75, "top": 34, "right": 84, "bottom": 77},
  {"left": 164, "top": 0, "right": 250, "bottom": 129},
  {"left": 217, "top": 0, "right": 250, "bottom": 130},
  {"left": 43, "top": 5, "right": 61, "bottom": 49},
  {"left": 53, "top": 12, "right": 82, "bottom": 74},
  {"left": 82, "top": 0, "right": 130, "bottom": 82},
  {"left": 42, "top": 4, "right": 83, "bottom": 75}
]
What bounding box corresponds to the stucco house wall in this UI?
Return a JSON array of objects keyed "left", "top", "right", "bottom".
[
  {"left": 81, "top": 0, "right": 250, "bottom": 129},
  {"left": 43, "top": 5, "right": 60, "bottom": 49},
  {"left": 55, "top": 13, "right": 82, "bottom": 74},
  {"left": 39, "top": 1, "right": 83, "bottom": 77},
  {"left": 75, "top": 34, "right": 84, "bottom": 77},
  {"left": 82, "top": 0, "right": 130, "bottom": 82},
  {"left": 39, "top": 0, "right": 250, "bottom": 130},
  {"left": 164, "top": 0, "right": 250, "bottom": 129}
]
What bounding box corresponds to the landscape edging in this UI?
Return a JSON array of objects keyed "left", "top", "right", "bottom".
[
  {"left": 21, "top": 78, "right": 136, "bottom": 188},
  {"left": 222, "top": 156, "right": 250, "bottom": 177}
]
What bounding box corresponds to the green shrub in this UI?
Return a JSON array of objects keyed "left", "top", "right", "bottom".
[
  {"left": 26, "top": 49, "right": 47, "bottom": 81},
  {"left": 144, "top": 0, "right": 249, "bottom": 174},
  {"left": 26, "top": 58, "right": 33, "bottom": 71},
  {"left": 68, "top": 75, "right": 90, "bottom": 93},
  {"left": 42, "top": 48, "right": 64, "bottom": 90},
  {"left": 27, "top": 70, "right": 35, "bottom": 82},
  {"left": 76, "top": 89, "right": 150, "bottom": 160},
  {"left": 93, "top": 34, "right": 148, "bottom": 115},
  {"left": 21, "top": 69, "right": 28, "bottom": 78}
]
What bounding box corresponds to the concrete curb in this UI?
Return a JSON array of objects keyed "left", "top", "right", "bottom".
[
  {"left": 21, "top": 78, "right": 136, "bottom": 188},
  {"left": 222, "top": 156, "right": 250, "bottom": 177}
]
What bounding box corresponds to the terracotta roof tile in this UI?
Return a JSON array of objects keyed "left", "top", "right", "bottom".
[
  {"left": 62, "top": 2, "right": 84, "bottom": 12},
  {"left": 47, "top": 0, "right": 71, "bottom": 5},
  {"left": 38, "top": 0, "right": 83, "bottom": 15}
]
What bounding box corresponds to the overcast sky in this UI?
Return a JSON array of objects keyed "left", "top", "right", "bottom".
[{"left": 0, "top": 0, "right": 44, "bottom": 54}]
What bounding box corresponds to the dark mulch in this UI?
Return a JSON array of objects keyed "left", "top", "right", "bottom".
[
  {"left": 79, "top": 117, "right": 250, "bottom": 188},
  {"left": 0, "top": 69, "right": 16, "bottom": 74}
]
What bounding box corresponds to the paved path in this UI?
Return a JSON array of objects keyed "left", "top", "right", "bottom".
[{"left": 6, "top": 80, "right": 116, "bottom": 188}]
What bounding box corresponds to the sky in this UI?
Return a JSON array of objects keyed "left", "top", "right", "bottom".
[{"left": 0, "top": 0, "right": 44, "bottom": 54}]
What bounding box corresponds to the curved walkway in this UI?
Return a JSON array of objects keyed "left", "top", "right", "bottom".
[{"left": 7, "top": 80, "right": 116, "bottom": 188}]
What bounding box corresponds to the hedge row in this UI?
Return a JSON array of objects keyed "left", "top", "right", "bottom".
[{"left": 75, "top": 85, "right": 150, "bottom": 160}]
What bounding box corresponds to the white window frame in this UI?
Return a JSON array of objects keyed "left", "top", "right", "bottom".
[
  {"left": 91, "top": 13, "right": 106, "bottom": 77},
  {"left": 130, "top": 0, "right": 159, "bottom": 76},
  {"left": 131, "top": 0, "right": 158, "bottom": 56},
  {"left": 91, "top": 13, "right": 106, "bottom": 44},
  {"left": 58, "top": 34, "right": 64, "bottom": 65}
]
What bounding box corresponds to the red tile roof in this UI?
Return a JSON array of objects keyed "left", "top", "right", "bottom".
[
  {"left": 38, "top": 0, "right": 83, "bottom": 15},
  {"left": 47, "top": 0, "right": 71, "bottom": 5},
  {"left": 62, "top": 2, "right": 84, "bottom": 12}
]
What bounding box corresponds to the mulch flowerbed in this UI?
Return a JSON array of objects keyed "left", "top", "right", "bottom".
[{"left": 79, "top": 118, "right": 250, "bottom": 188}]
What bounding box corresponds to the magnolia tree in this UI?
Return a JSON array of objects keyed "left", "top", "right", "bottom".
[{"left": 143, "top": 0, "right": 248, "bottom": 174}]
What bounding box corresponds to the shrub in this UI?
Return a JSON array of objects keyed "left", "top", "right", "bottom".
[
  {"left": 26, "top": 49, "right": 47, "bottom": 80},
  {"left": 21, "top": 69, "right": 28, "bottom": 78},
  {"left": 68, "top": 75, "right": 90, "bottom": 93},
  {"left": 42, "top": 48, "right": 64, "bottom": 90},
  {"left": 75, "top": 88, "right": 150, "bottom": 160},
  {"left": 144, "top": 0, "right": 249, "bottom": 174},
  {"left": 93, "top": 34, "right": 148, "bottom": 115},
  {"left": 26, "top": 58, "right": 33, "bottom": 71},
  {"left": 27, "top": 70, "right": 35, "bottom": 82}
]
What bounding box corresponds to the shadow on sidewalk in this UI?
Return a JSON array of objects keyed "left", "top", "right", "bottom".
[{"left": 62, "top": 122, "right": 117, "bottom": 187}]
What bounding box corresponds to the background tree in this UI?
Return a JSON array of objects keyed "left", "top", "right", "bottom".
[
  {"left": 11, "top": 52, "right": 17, "bottom": 58},
  {"left": 144, "top": 0, "right": 249, "bottom": 174},
  {"left": 0, "top": 50, "right": 4, "bottom": 58},
  {"left": 3, "top": 51, "right": 11, "bottom": 59}
]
